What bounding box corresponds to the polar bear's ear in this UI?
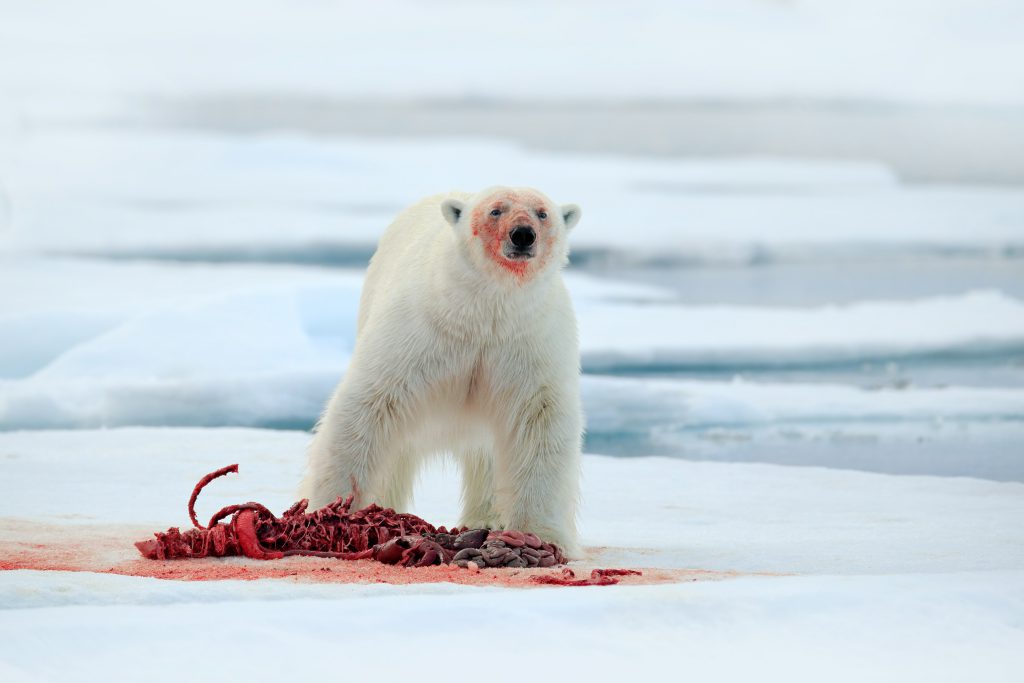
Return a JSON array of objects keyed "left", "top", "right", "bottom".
[
  {"left": 441, "top": 199, "right": 465, "bottom": 227},
  {"left": 561, "top": 204, "right": 581, "bottom": 231}
]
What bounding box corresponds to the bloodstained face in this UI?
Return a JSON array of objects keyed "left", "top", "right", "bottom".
[{"left": 468, "top": 189, "right": 557, "bottom": 280}]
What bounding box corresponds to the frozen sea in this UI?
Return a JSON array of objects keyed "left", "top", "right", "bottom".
[{"left": 2, "top": 1, "right": 1023, "bottom": 681}]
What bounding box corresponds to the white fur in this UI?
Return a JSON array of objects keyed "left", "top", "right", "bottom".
[{"left": 299, "top": 186, "right": 584, "bottom": 557}]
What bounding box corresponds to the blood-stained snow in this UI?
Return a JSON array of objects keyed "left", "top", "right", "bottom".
[{"left": 0, "top": 428, "right": 1022, "bottom": 681}]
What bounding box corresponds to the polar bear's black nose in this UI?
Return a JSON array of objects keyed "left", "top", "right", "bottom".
[{"left": 510, "top": 226, "right": 536, "bottom": 248}]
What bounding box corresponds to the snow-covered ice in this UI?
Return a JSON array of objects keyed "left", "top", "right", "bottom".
[
  {"left": 3, "top": 428, "right": 1022, "bottom": 575},
  {"left": 1, "top": 573, "right": 1022, "bottom": 682},
  {"left": 578, "top": 289, "right": 1024, "bottom": 370},
  {"left": 0, "top": 428, "right": 1022, "bottom": 681},
  {"left": 2, "top": 256, "right": 1022, "bottom": 483},
  {"left": 3, "top": 131, "right": 1022, "bottom": 264}
]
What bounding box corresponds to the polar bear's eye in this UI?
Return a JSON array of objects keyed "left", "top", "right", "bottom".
[
  {"left": 537, "top": 211, "right": 548, "bottom": 220},
  {"left": 490, "top": 208, "right": 502, "bottom": 217}
]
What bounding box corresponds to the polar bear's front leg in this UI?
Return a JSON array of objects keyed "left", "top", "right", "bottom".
[
  {"left": 299, "top": 371, "right": 411, "bottom": 510},
  {"left": 493, "top": 384, "right": 583, "bottom": 559}
]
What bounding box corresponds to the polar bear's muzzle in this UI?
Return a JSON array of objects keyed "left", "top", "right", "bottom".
[{"left": 505, "top": 225, "right": 537, "bottom": 260}]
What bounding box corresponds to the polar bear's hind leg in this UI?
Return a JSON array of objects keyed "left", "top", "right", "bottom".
[{"left": 457, "top": 447, "right": 501, "bottom": 529}]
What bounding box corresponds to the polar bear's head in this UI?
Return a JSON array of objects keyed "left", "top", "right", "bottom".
[{"left": 441, "top": 186, "right": 580, "bottom": 283}]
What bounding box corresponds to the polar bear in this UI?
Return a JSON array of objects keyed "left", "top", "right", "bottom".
[{"left": 299, "top": 186, "right": 583, "bottom": 557}]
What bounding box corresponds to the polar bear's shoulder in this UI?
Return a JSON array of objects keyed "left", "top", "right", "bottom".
[
  {"left": 399, "top": 190, "right": 473, "bottom": 221},
  {"left": 362, "top": 191, "right": 473, "bottom": 318},
  {"left": 377, "top": 190, "right": 473, "bottom": 244}
]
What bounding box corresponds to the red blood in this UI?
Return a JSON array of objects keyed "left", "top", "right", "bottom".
[
  {"left": 2, "top": 523, "right": 684, "bottom": 587},
  {"left": 1, "top": 464, "right": 661, "bottom": 588},
  {"left": 487, "top": 234, "right": 528, "bottom": 276},
  {"left": 469, "top": 190, "right": 552, "bottom": 280},
  {"left": 531, "top": 568, "right": 644, "bottom": 587}
]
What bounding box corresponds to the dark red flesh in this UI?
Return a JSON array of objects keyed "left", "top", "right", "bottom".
[
  {"left": 136, "top": 465, "right": 641, "bottom": 584},
  {"left": 531, "top": 568, "right": 644, "bottom": 586}
]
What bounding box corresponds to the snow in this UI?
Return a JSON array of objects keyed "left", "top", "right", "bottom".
[
  {"left": 579, "top": 290, "right": 1024, "bottom": 369},
  {"left": 0, "top": 428, "right": 1022, "bottom": 681},
  {"left": 4, "top": 130, "right": 1022, "bottom": 264},
  {"left": 0, "top": 573, "right": 1021, "bottom": 682},
  {"left": 585, "top": 375, "right": 1024, "bottom": 428},
  {"left": 3, "top": 256, "right": 1022, "bottom": 438},
  {"left": 583, "top": 374, "right": 1024, "bottom": 481},
  {"left": 2, "top": 428, "right": 1021, "bottom": 575}
]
